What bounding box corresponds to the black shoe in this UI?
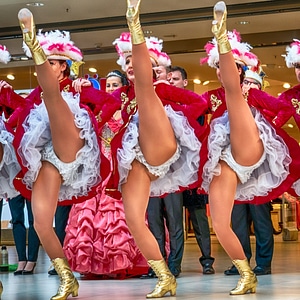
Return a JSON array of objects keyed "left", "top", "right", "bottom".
[
  {"left": 203, "top": 263, "right": 215, "bottom": 275},
  {"left": 224, "top": 265, "right": 239, "bottom": 275},
  {"left": 14, "top": 270, "right": 24, "bottom": 275},
  {"left": 140, "top": 269, "right": 157, "bottom": 279},
  {"left": 22, "top": 262, "right": 36, "bottom": 275},
  {"left": 253, "top": 265, "right": 271, "bottom": 276},
  {"left": 48, "top": 268, "right": 58, "bottom": 276}
]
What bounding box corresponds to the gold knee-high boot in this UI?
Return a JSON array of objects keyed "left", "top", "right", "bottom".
[
  {"left": 0, "top": 281, "right": 3, "bottom": 299},
  {"left": 126, "top": 0, "right": 145, "bottom": 45},
  {"left": 51, "top": 258, "right": 79, "bottom": 300},
  {"left": 18, "top": 8, "right": 47, "bottom": 65},
  {"left": 230, "top": 259, "right": 257, "bottom": 295},
  {"left": 146, "top": 259, "right": 177, "bottom": 298}
]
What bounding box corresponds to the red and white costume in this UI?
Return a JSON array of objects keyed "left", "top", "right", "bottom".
[{"left": 199, "top": 31, "right": 300, "bottom": 204}]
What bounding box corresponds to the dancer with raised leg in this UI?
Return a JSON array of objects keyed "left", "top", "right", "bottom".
[
  {"left": 209, "top": 3, "right": 258, "bottom": 294},
  {"left": 203, "top": 1, "right": 300, "bottom": 295},
  {"left": 17, "top": 8, "right": 104, "bottom": 300},
  {"left": 121, "top": 0, "right": 177, "bottom": 297},
  {"left": 106, "top": 0, "right": 204, "bottom": 297}
]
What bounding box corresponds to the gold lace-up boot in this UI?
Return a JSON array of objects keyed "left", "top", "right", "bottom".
[
  {"left": 18, "top": 8, "right": 47, "bottom": 65},
  {"left": 126, "top": 0, "right": 145, "bottom": 45},
  {"left": 230, "top": 259, "right": 257, "bottom": 295},
  {"left": 51, "top": 258, "right": 79, "bottom": 300},
  {"left": 146, "top": 259, "right": 177, "bottom": 298},
  {"left": 212, "top": 1, "right": 231, "bottom": 55}
]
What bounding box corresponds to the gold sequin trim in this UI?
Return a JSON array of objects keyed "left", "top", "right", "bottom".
[
  {"left": 210, "top": 94, "right": 222, "bottom": 112},
  {"left": 291, "top": 98, "right": 300, "bottom": 115}
]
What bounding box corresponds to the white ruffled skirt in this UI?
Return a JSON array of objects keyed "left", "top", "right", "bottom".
[
  {"left": 201, "top": 108, "right": 291, "bottom": 201},
  {"left": 117, "top": 105, "right": 201, "bottom": 197},
  {"left": 0, "top": 119, "right": 20, "bottom": 198},
  {"left": 292, "top": 180, "right": 300, "bottom": 196},
  {"left": 17, "top": 92, "right": 101, "bottom": 201}
]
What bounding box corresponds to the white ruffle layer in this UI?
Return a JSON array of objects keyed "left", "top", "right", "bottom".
[
  {"left": 0, "top": 119, "right": 20, "bottom": 198},
  {"left": 17, "top": 92, "right": 101, "bottom": 201},
  {"left": 201, "top": 108, "right": 291, "bottom": 201},
  {"left": 117, "top": 105, "right": 201, "bottom": 197},
  {"left": 292, "top": 180, "right": 300, "bottom": 196}
]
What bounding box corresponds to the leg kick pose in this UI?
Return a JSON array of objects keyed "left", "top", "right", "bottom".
[
  {"left": 120, "top": 0, "right": 178, "bottom": 297},
  {"left": 209, "top": 1, "right": 259, "bottom": 295}
]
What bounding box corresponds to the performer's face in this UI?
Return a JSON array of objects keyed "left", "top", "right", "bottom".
[
  {"left": 49, "top": 59, "right": 67, "bottom": 80},
  {"left": 125, "top": 56, "right": 134, "bottom": 83},
  {"left": 106, "top": 76, "right": 123, "bottom": 94}
]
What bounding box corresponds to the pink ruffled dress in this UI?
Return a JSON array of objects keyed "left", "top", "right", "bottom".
[{"left": 64, "top": 116, "right": 148, "bottom": 278}]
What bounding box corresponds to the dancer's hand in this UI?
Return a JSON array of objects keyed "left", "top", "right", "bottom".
[
  {"left": 0, "top": 80, "right": 12, "bottom": 91},
  {"left": 212, "top": 1, "right": 231, "bottom": 54},
  {"left": 72, "top": 78, "right": 91, "bottom": 93}
]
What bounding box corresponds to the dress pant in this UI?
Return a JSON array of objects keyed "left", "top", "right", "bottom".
[
  {"left": 231, "top": 202, "right": 274, "bottom": 268},
  {"left": 147, "top": 193, "right": 184, "bottom": 275},
  {"left": 8, "top": 194, "right": 40, "bottom": 262},
  {"left": 188, "top": 206, "right": 215, "bottom": 266},
  {"left": 0, "top": 199, "right": 3, "bottom": 243},
  {"left": 54, "top": 205, "right": 72, "bottom": 246}
]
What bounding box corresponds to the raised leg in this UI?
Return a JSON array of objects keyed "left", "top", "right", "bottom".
[
  {"left": 18, "top": 8, "right": 84, "bottom": 163},
  {"left": 212, "top": 1, "right": 263, "bottom": 166},
  {"left": 126, "top": 0, "right": 177, "bottom": 166}
]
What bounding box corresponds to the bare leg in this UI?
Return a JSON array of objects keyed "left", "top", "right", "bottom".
[
  {"left": 209, "top": 161, "right": 245, "bottom": 260},
  {"left": 121, "top": 160, "right": 162, "bottom": 260},
  {"left": 127, "top": 0, "right": 177, "bottom": 166},
  {"left": 18, "top": 9, "right": 84, "bottom": 163},
  {"left": 31, "top": 162, "right": 64, "bottom": 259},
  {"left": 213, "top": 2, "right": 263, "bottom": 166}
]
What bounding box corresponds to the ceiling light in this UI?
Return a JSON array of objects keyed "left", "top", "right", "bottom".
[
  {"left": 21, "top": 56, "right": 29, "bottom": 61},
  {"left": 283, "top": 83, "right": 291, "bottom": 89},
  {"left": 7, "top": 74, "right": 15, "bottom": 80},
  {"left": 237, "top": 21, "right": 249, "bottom": 25},
  {"left": 26, "top": 2, "right": 44, "bottom": 7},
  {"left": 287, "top": 124, "right": 294, "bottom": 128},
  {"left": 33, "top": 72, "right": 37, "bottom": 76},
  {"left": 203, "top": 80, "right": 210, "bottom": 86},
  {"left": 89, "top": 67, "right": 97, "bottom": 73},
  {"left": 144, "top": 30, "right": 153, "bottom": 34},
  {"left": 193, "top": 79, "right": 201, "bottom": 85}
]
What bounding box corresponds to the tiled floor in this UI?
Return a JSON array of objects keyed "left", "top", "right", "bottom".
[{"left": 1, "top": 233, "right": 300, "bottom": 300}]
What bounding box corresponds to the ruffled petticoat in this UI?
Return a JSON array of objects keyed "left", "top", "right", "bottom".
[
  {"left": 117, "top": 105, "right": 201, "bottom": 197},
  {"left": 0, "top": 119, "right": 20, "bottom": 198},
  {"left": 201, "top": 108, "right": 291, "bottom": 201},
  {"left": 17, "top": 92, "right": 101, "bottom": 201}
]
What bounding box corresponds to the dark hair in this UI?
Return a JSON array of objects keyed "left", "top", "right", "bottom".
[
  {"left": 106, "top": 69, "right": 128, "bottom": 86},
  {"left": 236, "top": 63, "right": 245, "bottom": 84},
  {"left": 57, "top": 60, "right": 70, "bottom": 77},
  {"left": 169, "top": 66, "right": 188, "bottom": 80}
]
